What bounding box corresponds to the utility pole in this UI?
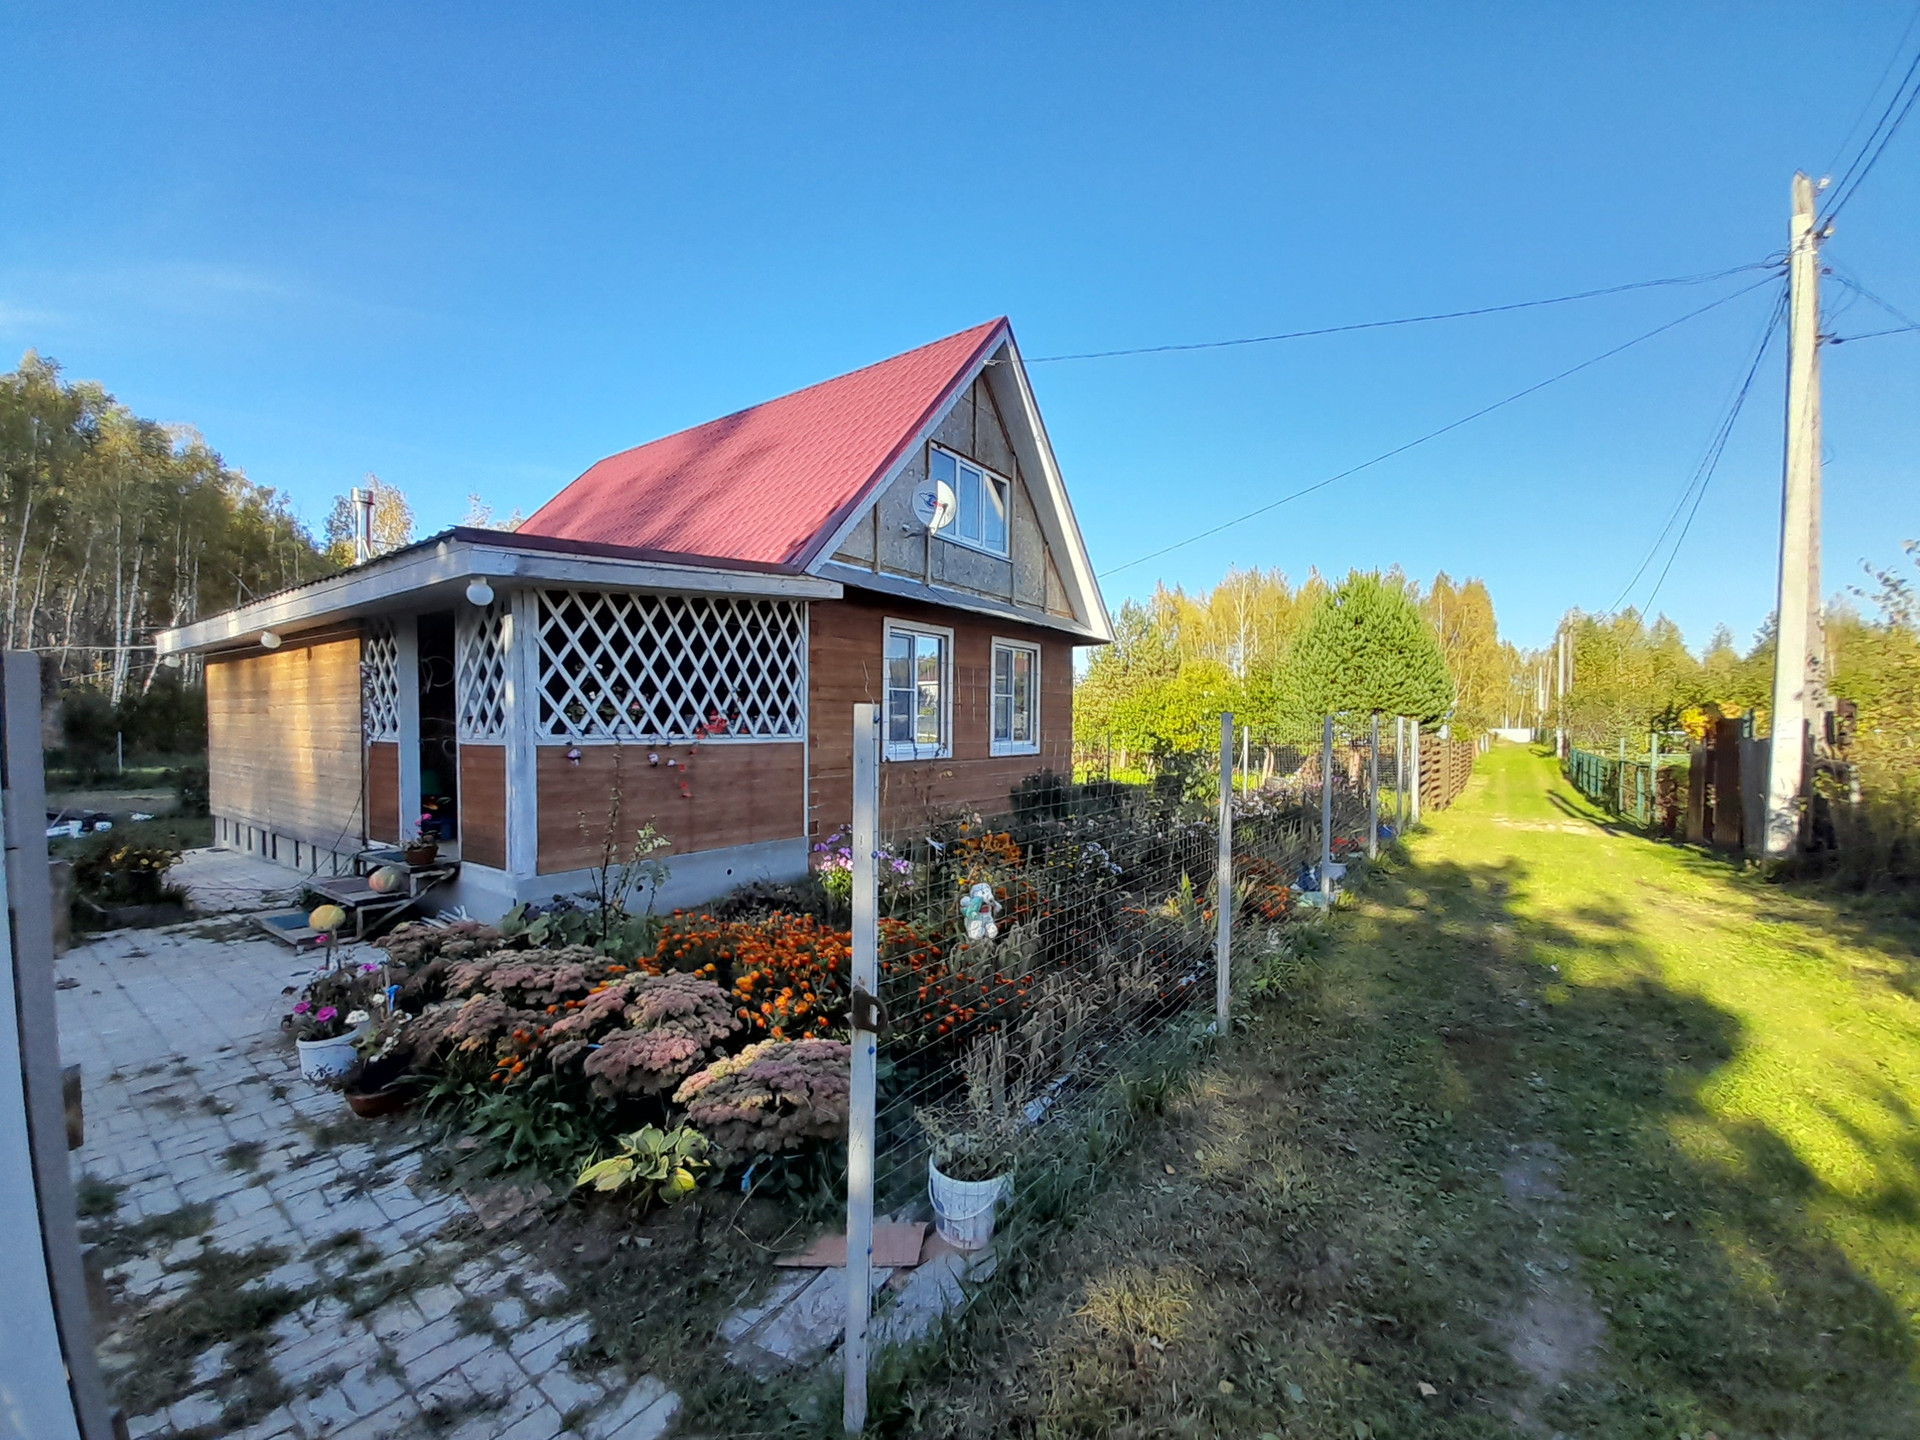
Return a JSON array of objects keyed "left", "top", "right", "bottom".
[
  {"left": 1554, "top": 626, "right": 1568, "bottom": 759},
  {"left": 1763, "top": 171, "right": 1827, "bottom": 857}
]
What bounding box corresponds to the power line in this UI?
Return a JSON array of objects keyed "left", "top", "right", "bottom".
[
  {"left": 1607, "top": 287, "right": 1788, "bottom": 617},
  {"left": 1830, "top": 269, "right": 1920, "bottom": 330},
  {"left": 1028, "top": 260, "right": 1780, "bottom": 363},
  {"left": 1829, "top": 324, "right": 1920, "bottom": 343},
  {"left": 1822, "top": 29, "right": 1920, "bottom": 222},
  {"left": 1095, "top": 275, "right": 1780, "bottom": 580},
  {"left": 1824, "top": 1, "right": 1920, "bottom": 178}
]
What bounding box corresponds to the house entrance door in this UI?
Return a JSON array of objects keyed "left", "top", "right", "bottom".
[{"left": 417, "top": 610, "right": 460, "bottom": 843}]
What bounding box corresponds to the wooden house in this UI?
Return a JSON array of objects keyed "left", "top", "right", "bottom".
[{"left": 156, "top": 319, "right": 1112, "bottom": 918}]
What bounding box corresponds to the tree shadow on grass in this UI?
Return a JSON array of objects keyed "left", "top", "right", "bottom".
[
  {"left": 839, "top": 841, "right": 1920, "bottom": 1440},
  {"left": 1476, "top": 856, "right": 1920, "bottom": 1438}
]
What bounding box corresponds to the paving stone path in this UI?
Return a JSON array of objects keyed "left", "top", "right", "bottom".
[{"left": 59, "top": 922, "right": 679, "bottom": 1440}]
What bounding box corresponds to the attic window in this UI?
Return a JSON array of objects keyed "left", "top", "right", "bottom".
[{"left": 929, "top": 446, "right": 1009, "bottom": 557}]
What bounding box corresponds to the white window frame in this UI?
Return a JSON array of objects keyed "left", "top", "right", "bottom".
[
  {"left": 929, "top": 444, "right": 1011, "bottom": 558},
  {"left": 989, "top": 638, "right": 1041, "bottom": 757},
  {"left": 882, "top": 619, "right": 954, "bottom": 761}
]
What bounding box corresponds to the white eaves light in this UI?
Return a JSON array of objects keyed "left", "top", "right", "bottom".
[
  {"left": 259, "top": 631, "right": 282, "bottom": 650},
  {"left": 466, "top": 579, "right": 495, "bottom": 607}
]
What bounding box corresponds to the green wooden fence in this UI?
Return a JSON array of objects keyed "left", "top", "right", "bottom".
[{"left": 1566, "top": 741, "right": 1688, "bottom": 829}]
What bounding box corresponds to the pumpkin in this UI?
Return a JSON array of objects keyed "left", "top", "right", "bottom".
[
  {"left": 308, "top": 903, "right": 348, "bottom": 934},
  {"left": 367, "top": 865, "right": 408, "bottom": 895}
]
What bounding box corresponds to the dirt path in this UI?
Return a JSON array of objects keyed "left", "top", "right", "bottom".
[{"left": 866, "top": 745, "right": 1920, "bottom": 1439}]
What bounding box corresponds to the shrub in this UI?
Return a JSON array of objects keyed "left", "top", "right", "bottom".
[
  {"left": 380, "top": 919, "right": 506, "bottom": 971},
  {"left": 174, "top": 764, "right": 210, "bottom": 817},
  {"left": 71, "top": 835, "right": 182, "bottom": 906},
  {"left": 446, "top": 945, "right": 609, "bottom": 1009},
  {"left": 574, "top": 973, "right": 741, "bottom": 1097},
  {"left": 673, "top": 1039, "right": 852, "bottom": 1156},
  {"left": 60, "top": 686, "right": 118, "bottom": 782}
]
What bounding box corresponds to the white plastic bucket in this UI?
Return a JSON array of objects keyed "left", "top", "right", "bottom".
[
  {"left": 296, "top": 1034, "right": 359, "bottom": 1083},
  {"left": 928, "top": 1158, "right": 1011, "bottom": 1250}
]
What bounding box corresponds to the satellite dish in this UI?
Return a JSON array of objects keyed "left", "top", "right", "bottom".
[{"left": 913, "top": 479, "right": 957, "bottom": 532}]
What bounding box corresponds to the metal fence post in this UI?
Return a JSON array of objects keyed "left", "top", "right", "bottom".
[
  {"left": 1319, "top": 715, "right": 1335, "bottom": 887},
  {"left": 1395, "top": 716, "right": 1406, "bottom": 830},
  {"left": 844, "top": 704, "right": 880, "bottom": 1434},
  {"left": 1649, "top": 730, "right": 1661, "bottom": 831},
  {"left": 1410, "top": 719, "right": 1422, "bottom": 827},
  {"left": 1216, "top": 711, "right": 1233, "bottom": 1034},
  {"left": 1367, "top": 713, "right": 1381, "bottom": 859}
]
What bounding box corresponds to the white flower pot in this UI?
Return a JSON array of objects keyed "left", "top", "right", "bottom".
[
  {"left": 928, "top": 1157, "right": 1011, "bottom": 1251},
  {"left": 296, "top": 1033, "right": 359, "bottom": 1083}
]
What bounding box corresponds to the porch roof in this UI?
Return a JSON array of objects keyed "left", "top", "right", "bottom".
[{"left": 153, "top": 527, "right": 842, "bottom": 656}]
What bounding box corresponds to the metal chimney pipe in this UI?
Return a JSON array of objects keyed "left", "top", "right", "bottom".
[{"left": 354, "top": 486, "right": 375, "bottom": 563}]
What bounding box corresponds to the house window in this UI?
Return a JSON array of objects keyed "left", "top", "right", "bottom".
[
  {"left": 929, "top": 446, "right": 1009, "bottom": 556},
  {"left": 991, "top": 640, "right": 1040, "bottom": 756},
  {"left": 883, "top": 621, "right": 951, "bottom": 759}
]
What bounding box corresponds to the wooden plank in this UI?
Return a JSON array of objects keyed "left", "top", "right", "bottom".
[
  {"left": 536, "top": 742, "right": 805, "bottom": 875},
  {"left": 1711, "top": 719, "right": 1744, "bottom": 849},
  {"left": 459, "top": 744, "right": 508, "bottom": 869},
  {"left": 367, "top": 742, "right": 400, "bottom": 843},
  {"left": 207, "top": 635, "right": 365, "bottom": 850},
  {"left": 807, "top": 594, "right": 1074, "bottom": 839}
]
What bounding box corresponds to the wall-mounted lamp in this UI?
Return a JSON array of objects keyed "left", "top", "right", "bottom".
[
  {"left": 259, "top": 631, "right": 282, "bottom": 650},
  {"left": 465, "top": 579, "right": 495, "bottom": 607},
  {"left": 160, "top": 653, "right": 183, "bottom": 669}
]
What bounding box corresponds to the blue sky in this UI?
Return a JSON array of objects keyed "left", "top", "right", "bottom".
[{"left": 4, "top": 3, "right": 1918, "bottom": 651}]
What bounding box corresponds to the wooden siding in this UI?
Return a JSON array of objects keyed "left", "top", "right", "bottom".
[
  {"left": 842, "top": 374, "right": 1066, "bottom": 623},
  {"left": 460, "top": 744, "right": 508, "bottom": 869},
  {"left": 536, "top": 742, "right": 805, "bottom": 874},
  {"left": 206, "top": 635, "right": 365, "bottom": 850},
  {"left": 808, "top": 594, "right": 1073, "bottom": 837},
  {"left": 367, "top": 742, "right": 400, "bottom": 843}
]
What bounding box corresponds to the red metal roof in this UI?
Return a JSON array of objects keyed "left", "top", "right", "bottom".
[{"left": 519, "top": 319, "right": 1010, "bottom": 570}]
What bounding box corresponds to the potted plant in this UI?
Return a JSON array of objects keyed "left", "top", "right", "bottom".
[
  {"left": 403, "top": 818, "right": 440, "bottom": 868},
  {"left": 287, "top": 961, "right": 379, "bottom": 1082},
  {"left": 343, "top": 1008, "right": 415, "bottom": 1117},
  {"left": 918, "top": 1032, "right": 1028, "bottom": 1250}
]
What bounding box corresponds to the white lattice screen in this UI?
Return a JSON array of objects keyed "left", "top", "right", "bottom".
[
  {"left": 361, "top": 620, "right": 401, "bottom": 740},
  {"left": 536, "top": 589, "right": 806, "bottom": 741},
  {"left": 457, "top": 602, "right": 510, "bottom": 742}
]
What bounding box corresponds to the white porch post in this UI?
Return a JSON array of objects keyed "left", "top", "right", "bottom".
[
  {"left": 396, "top": 615, "right": 421, "bottom": 842},
  {"left": 504, "top": 589, "right": 541, "bottom": 879}
]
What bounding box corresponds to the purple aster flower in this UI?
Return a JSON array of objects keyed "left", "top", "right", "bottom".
[
  {"left": 293, "top": 1000, "right": 311, "bottom": 1015},
  {"left": 315, "top": 1006, "right": 338, "bottom": 1024}
]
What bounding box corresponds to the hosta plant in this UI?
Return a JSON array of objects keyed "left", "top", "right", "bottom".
[{"left": 575, "top": 1124, "right": 711, "bottom": 1208}]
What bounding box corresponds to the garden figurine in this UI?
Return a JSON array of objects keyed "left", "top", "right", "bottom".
[{"left": 961, "top": 881, "right": 1000, "bottom": 943}]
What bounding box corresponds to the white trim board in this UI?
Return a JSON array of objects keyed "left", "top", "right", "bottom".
[{"left": 158, "top": 536, "right": 841, "bottom": 655}]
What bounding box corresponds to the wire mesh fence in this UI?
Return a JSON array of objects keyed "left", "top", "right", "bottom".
[{"left": 838, "top": 708, "right": 1465, "bottom": 1423}]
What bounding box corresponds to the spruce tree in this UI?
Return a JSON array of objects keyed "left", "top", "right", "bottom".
[{"left": 1288, "top": 572, "right": 1454, "bottom": 726}]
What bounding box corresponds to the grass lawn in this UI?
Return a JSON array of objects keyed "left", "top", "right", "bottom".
[{"left": 875, "top": 744, "right": 1920, "bottom": 1438}]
